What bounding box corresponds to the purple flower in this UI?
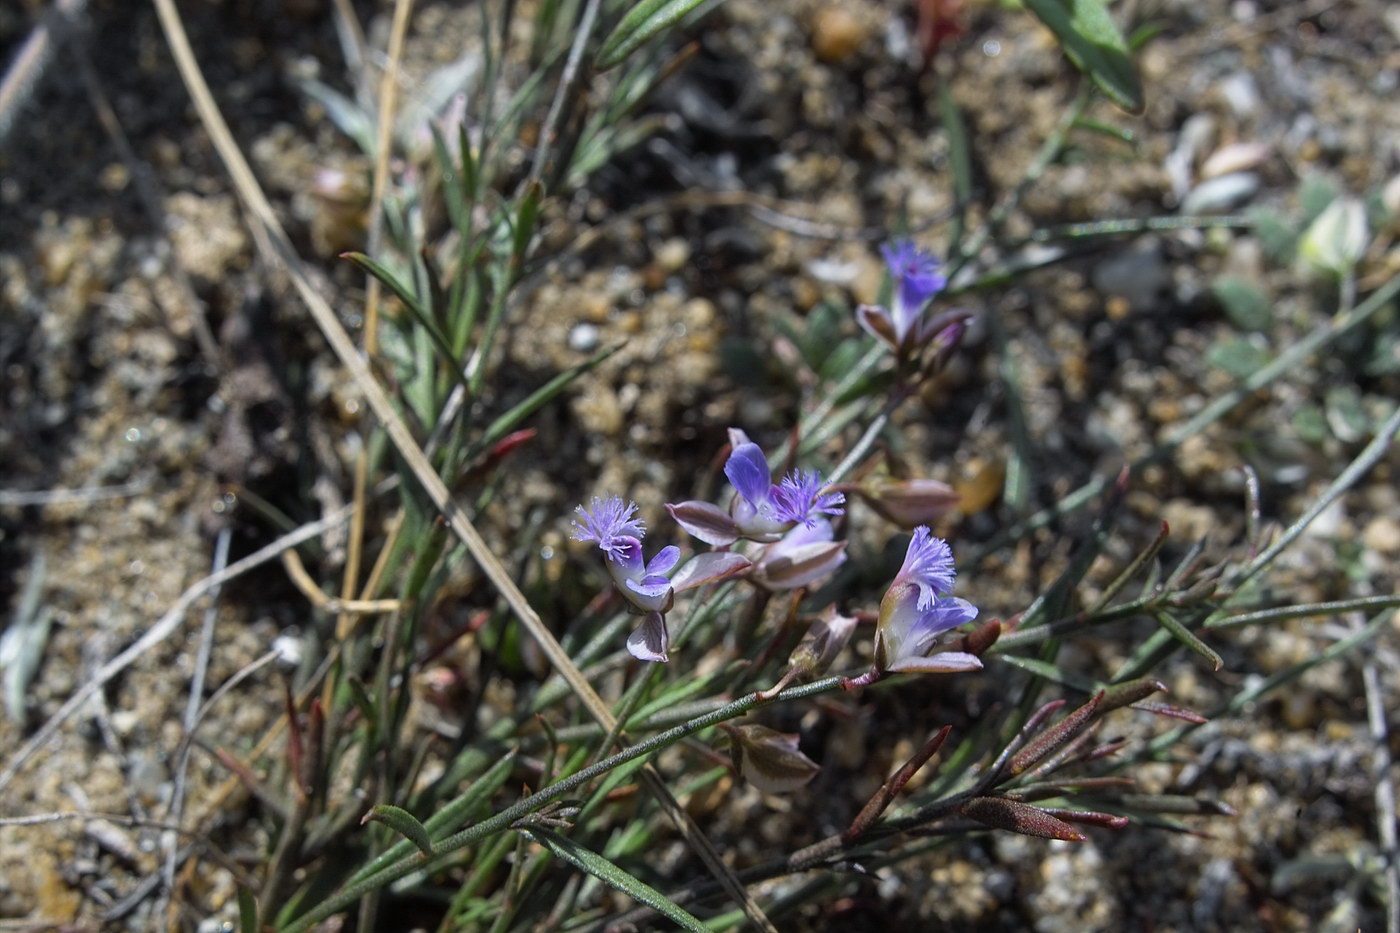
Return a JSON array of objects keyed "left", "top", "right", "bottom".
[
  {"left": 873, "top": 526, "right": 981, "bottom": 674},
  {"left": 881, "top": 239, "right": 947, "bottom": 335},
  {"left": 572, "top": 496, "right": 753, "bottom": 663},
  {"left": 570, "top": 495, "right": 646, "bottom": 560},
  {"left": 670, "top": 429, "right": 845, "bottom": 545},
  {"left": 857, "top": 240, "right": 958, "bottom": 357}
]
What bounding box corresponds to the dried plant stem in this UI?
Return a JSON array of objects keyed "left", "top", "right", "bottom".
[
  {"left": 0, "top": 0, "right": 88, "bottom": 141},
  {"left": 1363, "top": 652, "right": 1400, "bottom": 933},
  {"left": 333, "top": 0, "right": 414, "bottom": 716},
  {"left": 283, "top": 548, "right": 403, "bottom": 614},
  {"left": 158, "top": 527, "right": 231, "bottom": 925}
]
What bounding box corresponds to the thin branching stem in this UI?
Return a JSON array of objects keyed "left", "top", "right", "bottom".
[{"left": 282, "top": 676, "right": 843, "bottom": 932}]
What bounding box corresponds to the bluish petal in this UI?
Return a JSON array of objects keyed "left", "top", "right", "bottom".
[
  {"left": 724, "top": 441, "right": 773, "bottom": 508},
  {"left": 646, "top": 545, "right": 681, "bottom": 576},
  {"left": 625, "top": 577, "right": 672, "bottom": 600},
  {"left": 885, "top": 651, "right": 982, "bottom": 674},
  {"left": 907, "top": 597, "right": 979, "bottom": 654}
]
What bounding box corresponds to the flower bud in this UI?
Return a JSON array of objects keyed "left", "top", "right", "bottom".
[
  {"left": 855, "top": 477, "right": 960, "bottom": 528},
  {"left": 749, "top": 520, "right": 846, "bottom": 591},
  {"left": 721, "top": 723, "right": 821, "bottom": 794},
  {"left": 787, "top": 606, "right": 858, "bottom": 679}
]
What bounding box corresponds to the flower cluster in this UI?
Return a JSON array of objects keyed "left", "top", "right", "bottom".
[
  {"left": 667, "top": 429, "right": 845, "bottom": 546},
  {"left": 572, "top": 435, "right": 980, "bottom": 675}
]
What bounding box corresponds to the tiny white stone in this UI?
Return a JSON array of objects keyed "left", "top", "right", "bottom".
[{"left": 568, "top": 322, "right": 600, "bottom": 353}]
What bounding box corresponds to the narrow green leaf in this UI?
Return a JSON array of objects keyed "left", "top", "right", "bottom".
[
  {"left": 1072, "top": 116, "right": 1136, "bottom": 146},
  {"left": 519, "top": 827, "right": 711, "bottom": 932},
  {"left": 1023, "top": 0, "right": 1144, "bottom": 113},
  {"left": 469, "top": 340, "right": 624, "bottom": 458},
  {"left": 430, "top": 124, "right": 467, "bottom": 235},
  {"left": 341, "top": 252, "right": 465, "bottom": 380},
  {"left": 512, "top": 179, "right": 544, "bottom": 264},
  {"left": 597, "top": 0, "right": 710, "bottom": 70},
  {"left": 363, "top": 804, "right": 435, "bottom": 856},
  {"left": 997, "top": 654, "right": 1098, "bottom": 693},
  {"left": 346, "top": 749, "right": 517, "bottom": 888},
  {"left": 238, "top": 887, "right": 257, "bottom": 933},
  {"left": 939, "top": 84, "right": 973, "bottom": 261},
  {"left": 341, "top": 251, "right": 431, "bottom": 328},
  {"left": 1154, "top": 611, "right": 1223, "bottom": 670}
]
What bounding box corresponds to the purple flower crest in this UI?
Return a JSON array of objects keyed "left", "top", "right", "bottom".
[
  {"left": 857, "top": 240, "right": 956, "bottom": 356},
  {"left": 895, "top": 525, "right": 956, "bottom": 609},
  {"left": 571, "top": 495, "right": 646, "bottom": 560}
]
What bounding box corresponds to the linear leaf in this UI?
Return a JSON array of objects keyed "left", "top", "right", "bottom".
[
  {"left": 363, "top": 804, "right": 434, "bottom": 856},
  {"left": 470, "top": 341, "right": 624, "bottom": 456},
  {"left": 238, "top": 887, "right": 257, "bottom": 933},
  {"left": 1023, "top": 0, "right": 1144, "bottom": 113},
  {"left": 1154, "top": 611, "right": 1223, "bottom": 670},
  {"left": 520, "top": 826, "right": 711, "bottom": 932},
  {"left": 341, "top": 251, "right": 462, "bottom": 375},
  {"left": 346, "top": 750, "right": 517, "bottom": 888},
  {"left": 597, "top": 0, "right": 710, "bottom": 70}
]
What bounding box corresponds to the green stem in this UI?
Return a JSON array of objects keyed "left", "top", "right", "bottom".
[{"left": 281, "top": 676, "right": 843, "bottom": 932}]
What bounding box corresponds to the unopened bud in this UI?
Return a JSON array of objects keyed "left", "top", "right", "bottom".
[
  {"left": 788, "top": 606, "right": 858, "bottom": 678},
  {"left": 856, "top": 477, "right": 960, "bottom": 528},
  {"left": 752, "top": 540, "right": 847, "bottom": 591},
  {"left": 721, "top": 723, "right": 821, "bottom": 794}
]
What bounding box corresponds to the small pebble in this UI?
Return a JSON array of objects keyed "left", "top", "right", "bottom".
[
  {"left": 568, "top": 322, "right": 600, "bottom": 353},
  {"left": 811, "top": 6, "right": 868, "bottom": 63},
  {"left": 654, "top": 237, "right": 690, "bottom": 273},
  {"left": 1181, "top": 172, "right": 1260, "bottom": 214},
  {"left": 1362, "top": 516, "right": 1400, "bottom": 554},
  {"left": 1200, "top": 142, "right": 1271, "bottom": 180}
]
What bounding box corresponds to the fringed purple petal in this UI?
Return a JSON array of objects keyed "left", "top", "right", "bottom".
[
  {"left": 767, "top": 469, "right": 845, "bottom": 527},
  {"left": 881, "top": 239, "right": 946, "bottom": 314},
  {"left": 570, "top": 495, "right": 645, "bottom": 559},
  {"left": 897, "top": 526, "right": 956, "bottom": 609}
]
